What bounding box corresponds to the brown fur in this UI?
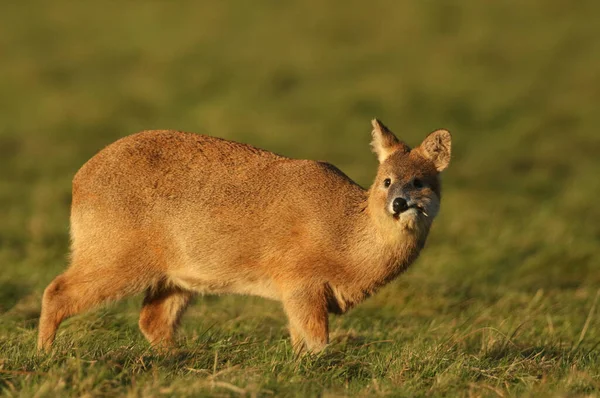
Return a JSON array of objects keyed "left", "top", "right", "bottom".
[{"left": 37, "top": 119, "right": 451, "bottom": 353}]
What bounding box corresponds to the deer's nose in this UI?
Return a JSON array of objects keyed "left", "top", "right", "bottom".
[{"left": 392, "top": 197, "right": 408, "bottom": 214}]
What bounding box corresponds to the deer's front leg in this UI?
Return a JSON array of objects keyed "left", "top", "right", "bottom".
[{"left": 282, "top": 286, "right": 329, "bottom": 354}]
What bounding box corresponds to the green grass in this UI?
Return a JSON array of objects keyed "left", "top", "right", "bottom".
[{"left": 1, "top": 1, "right": 600, "bottom": 396}]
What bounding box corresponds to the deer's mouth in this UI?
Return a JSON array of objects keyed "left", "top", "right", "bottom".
[
  {"left": 410, "top": 204, "right": 429, "bottom": 217},
  {"left": 393, "top": 204, "right": 429, "bottom": 220}
]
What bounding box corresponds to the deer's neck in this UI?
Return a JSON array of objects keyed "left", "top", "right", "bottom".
[{"left": 327, "top": 198, "right": 431, "bottom": 314}]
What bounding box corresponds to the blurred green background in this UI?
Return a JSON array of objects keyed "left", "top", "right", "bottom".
[{"left": 1, "top": 1, "right": 599, "bottom": 396}]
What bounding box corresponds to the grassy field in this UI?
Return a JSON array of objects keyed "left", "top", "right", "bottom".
[{"left": 1, "top": 1, "right": 600, "bottom": 396}]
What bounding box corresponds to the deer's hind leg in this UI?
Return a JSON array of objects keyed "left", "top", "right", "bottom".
[
  {"left": 37, "top": 258, "right": 155, "bottom": 352},
  {"left": 139, "top": 283, "right": 194, "bottom": 348}
]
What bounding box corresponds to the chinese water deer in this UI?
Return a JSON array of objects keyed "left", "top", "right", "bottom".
[{"left": 38, "top": 119, "right": 451, "bottom": 353}]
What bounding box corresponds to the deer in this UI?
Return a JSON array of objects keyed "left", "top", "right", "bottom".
[{"left": 37, "top": 119, "right": 451, "bottom": 353}]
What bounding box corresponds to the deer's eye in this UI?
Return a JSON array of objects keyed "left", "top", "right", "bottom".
[
  {"left": 383, "top": 178, "right": 391, "bottom": 188},
  {"left": 413, "top": 178, "right": 423, "bottom": 189}
]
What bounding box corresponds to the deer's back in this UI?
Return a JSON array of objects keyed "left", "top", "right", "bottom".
[
  {"left": 74, "top": 129, "right": 363, "bottom": 212},
  {"left": 74, "top": 131, "right": 279, "bottom": 209}
]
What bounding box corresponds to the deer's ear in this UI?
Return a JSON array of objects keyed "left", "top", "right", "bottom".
[
  {"left": 370, "top": 119, "right": 409, "bottom": 163},
  {"left": 419, "top": 129, "right": 452, "bottom": 172}
]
